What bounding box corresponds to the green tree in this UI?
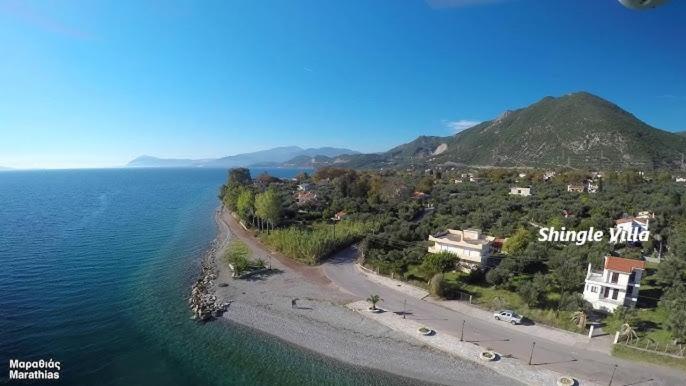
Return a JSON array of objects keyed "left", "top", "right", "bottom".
[
  {"left": 420, "top": 252, "right": 456, "bottom": 277},
  {"left": 221, "top": 168, "right": 253, "bottom": 211},
  {"left": 549, "top": 253, "right": 585, "bottom": 299},
  {"left": 502, "top": 228, "right": 532, "bottom": 255},
  {"left": 517, "top": 274, "right": 547, "bottom": 308},
  {"left": 255, "top": 188, "right": 282, "bottom": 232},
  {"left": 236, "top": 188, "right": 255, "bottom": 223},
  {"left": 416, "top": 176, "right": 434, "bottom": 194},
  {"left": 660, "top": 284, "right": 686, "bottom": 342},
  {"left": 485, "top": 267, "right": 510, "bottom": 287},
  {"left": 229, "top": 168, "right": 252, "bottom": 186},
  {"left": 655, "top": 255, "right": 686, "bottom": 286}
]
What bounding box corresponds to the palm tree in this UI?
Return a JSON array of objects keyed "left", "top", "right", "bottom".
[
  {"left": 571, "top": 310, "right": 588, "bottom": 329},
  {"left": 619, "top": 323, "right": 639, "bottom": 344},
  {"left": 366, "top": 294, "right": 383, "bottom": 310}
]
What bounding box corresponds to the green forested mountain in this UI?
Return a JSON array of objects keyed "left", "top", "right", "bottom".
[{"left": 344, "top": 92, "right": 686, "bottom": 170}]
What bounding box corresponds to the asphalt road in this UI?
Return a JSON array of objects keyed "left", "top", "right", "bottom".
[{"left": 321, "top": 247, "right": 685, "bottom": 386}]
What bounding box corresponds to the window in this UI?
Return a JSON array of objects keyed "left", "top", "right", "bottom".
[
  {"left": 603, "top": 287, "right": 610, "bottom": 298},
  {"left": 591, "top": 286, "right": 598, "bottom": 293},
  {"left": 611, "top": 272, "right": 619, "bottom": 284},
  {"left": 612, "top": 289, "right": 619, "bottom": 300}
]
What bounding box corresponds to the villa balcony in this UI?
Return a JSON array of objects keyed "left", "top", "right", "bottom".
[{"left": 585, "top": 273, "right": 629, "bottom": 290}]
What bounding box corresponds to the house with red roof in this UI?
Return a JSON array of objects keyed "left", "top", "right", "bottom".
[{"left": 583, "top": 256, "right": 645, "bottom": 313}]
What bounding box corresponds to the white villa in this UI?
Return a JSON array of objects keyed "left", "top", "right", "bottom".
[
  {"left": 509, "top": 187, "right": 531, "bottom": 196},
  {"left": 583, "top": 256, "right": 645, "bottom": 313},
  {"left": 614, "top": 212, "right": 653, "bottom": 235},
  {"left": 428, "top": 229, "right": 501, "bottom": 271}
]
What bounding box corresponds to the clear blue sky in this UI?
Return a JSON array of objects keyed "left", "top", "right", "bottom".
[{"left": 1, "top": 0, "right": 684, "bottom": 169}]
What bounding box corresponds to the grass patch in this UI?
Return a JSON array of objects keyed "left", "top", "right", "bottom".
[
  {"left": 612, "top": 344, "right": 686, "bottom": 372},
  {"left": 443, "top": 272, "right": 584, "bottom": 333},
  {"left": 261, "top": 220, "right": 378, "bottom": 265},
  {"left": 224, "top": 239, "right": 264, "bottom": 276},
  {"left": 603, "top": 266, "right": 673, "bottom": 345}
]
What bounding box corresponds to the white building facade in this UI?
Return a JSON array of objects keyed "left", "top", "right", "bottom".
[
  {"left": 583, "top": 256, "right": 645, "bottom": 313},
  {"left": 509, "top": 187, "right": 531, "bottom": 196}
]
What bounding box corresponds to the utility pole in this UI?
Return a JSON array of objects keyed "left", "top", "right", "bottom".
[
  {"left": 403, "top": 299, "right": 407, "bottom": 319},
  {"left": 608, "top": 364, "right": 618, "bottom": 386},
  {"left": 460, "top": 320, "right": 466, "bottom": 342},
  {"left": 528, "top": 341, "right": 536, "bottom": 365}
]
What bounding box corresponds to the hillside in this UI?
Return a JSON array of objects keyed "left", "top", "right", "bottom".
[
  {"left": 126, "top": 146, "right": 358, "bottom": 168},
  {"left": 343, "top": 92, "right": 686, "bottom": 170}
]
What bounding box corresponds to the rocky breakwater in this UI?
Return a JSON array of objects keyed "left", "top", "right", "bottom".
[{"left": 189, "top": 239, "right": 231, "bottom": 321}]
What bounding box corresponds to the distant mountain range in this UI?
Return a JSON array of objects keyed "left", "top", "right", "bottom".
[
  {"left": 0, "top": 166, "right": 12, "bottom": 171},
  {"left": 337, "top": 92, "right": 686, "bottom": 170},
  {"left": 126, "top": 146, "right": 359, "bottom": 168},
  {"left": 128, "top": 92, "right": 686, "bottom": 172}
]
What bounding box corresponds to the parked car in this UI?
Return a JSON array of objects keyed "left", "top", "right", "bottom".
[{"left": 493, "top": 310, "right": 522, "bottom": 325}]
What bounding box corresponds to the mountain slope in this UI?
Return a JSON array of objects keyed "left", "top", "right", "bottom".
[
  {"left": 127, "top": 155, "right": 203, "bottom": 168},
  {"left": 346, "top": 92, "right": 686, "bottom": 170},
  {"left": 126, "top": 147, "right": 358, "bottom": 168}
]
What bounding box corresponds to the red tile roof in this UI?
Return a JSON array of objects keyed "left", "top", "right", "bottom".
[{"left": 604, "top": 256, "right": 645, "bottom": 273}]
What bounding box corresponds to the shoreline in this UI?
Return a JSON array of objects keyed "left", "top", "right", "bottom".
[{"left": 190, "top": 207, "right": 520, "bottom": 386}]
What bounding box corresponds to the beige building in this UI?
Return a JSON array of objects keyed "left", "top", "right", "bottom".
[
  {"left": 509, "top": 187, "right": 531, "bottom": 196},
  {"left": 428, "top": 229, "right": 499, "bottom": 271}
]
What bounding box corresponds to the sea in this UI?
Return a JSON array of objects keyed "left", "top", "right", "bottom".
[{"left": 0, "top": 168, "right": 411, "bottom": 385}]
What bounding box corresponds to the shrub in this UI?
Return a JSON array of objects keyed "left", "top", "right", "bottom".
[
  {"left": 485, "top": 267, "right": 509, "bottom": 286},
  {"left": 517, "top": 281, "right": 541, "bottom": 307},
  {"left": 224, "top": 240, "right": 251, "bottom": 276},
  {"left": 429, "top": 273, "right": 445, "bottom": 297},
  {"left": 420, "top": 252, "right": 456, "bottom": 277}
]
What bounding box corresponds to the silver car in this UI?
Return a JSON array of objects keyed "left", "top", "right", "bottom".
[{"left": 493, "top": 310, "right": 522, "bottom": 325}]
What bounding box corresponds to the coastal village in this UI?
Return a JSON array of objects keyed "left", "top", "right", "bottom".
[{"left": 209, "top": 165, "right": 686, "bottom": 385}]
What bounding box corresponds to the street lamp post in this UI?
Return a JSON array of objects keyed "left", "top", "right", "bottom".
[
  {"left": 528, "top": 341, "right": 536, "bottom": 365},
  {"left": 608, "top": 364, "right": 618, "bottom": 386}
]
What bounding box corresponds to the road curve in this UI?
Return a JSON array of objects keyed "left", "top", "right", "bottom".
[{"left": 321, "top": 246, "right": 685, "bottom": 386}]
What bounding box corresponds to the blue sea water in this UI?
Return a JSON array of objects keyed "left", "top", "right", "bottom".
[{"left": 0, "top": 168, "right": 413, "bottom": 385}]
